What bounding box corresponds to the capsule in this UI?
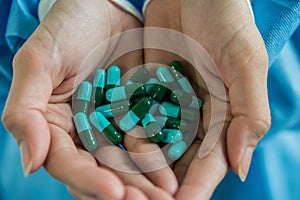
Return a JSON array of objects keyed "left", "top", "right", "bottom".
[
  {"left": 155, "top": 116, "right": 187, "bottom": 131},
  {"left": 168, "top": 141, "right": 187, "bottom": 160},
  {"left": 92, "top": 69, "right": 106, "bottom": 108},
  {"left": 119, "top": 97, "right": 152, "bottom": 131},
  {"left": 149, "top": 83, "right": 169, "bottom": 102},
  {"left": 170, "top": 89, "right": 202, "bottom": 109},
  {"left": 162, "top": 129, "right": 183, "bottom": 143},
  {"left": 159, "top": 102, "right": 197, "bottom": 122},
  {"left": 156, "top": 66, "right": 180, "bottom": 89},
  {"left": 74, "top": 81, "right": 92, "bottom": 114},
  {"left": 141, "top": 113, "right": 164, "bottom": 143},
  {"left": 145, "top": 78, "right": 159, "bottom": 94},
  {"left": 73, "top": 112, "right": 98, "bottom": 152},
  {"left": 106, "top": 65, "right": 121, "bottom": 90},
  {"left": 90, "top": 111, "right": 123, "bottom": 145},
  {"left": 126, "top": 67, "right": 150, "bottom": 85},
  {"left": 106, "top": 83, "right": 146, "bottom": 102},
  {"left": 168, "top": 61, "right": 193, "bottom": 94},
  {"left": 96, "top": 99, "right": 131, "bottom": 118}
]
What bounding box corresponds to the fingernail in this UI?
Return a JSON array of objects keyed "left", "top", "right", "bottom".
[
  {"left": 238, "top": 147, "right": 253, "bottom": 182},
  {"left": 19, "top": 141, "right": 32, "bottom": 177}
]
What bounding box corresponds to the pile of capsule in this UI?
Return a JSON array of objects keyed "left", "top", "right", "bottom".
[{"left": 73, "top": 61, "right": 202, "bottom": 161}]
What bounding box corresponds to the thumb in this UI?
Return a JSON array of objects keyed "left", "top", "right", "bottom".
[
  {"left": 2, "top": 43, "right": 54, "bottom": 176},
  {"left": 222, "top": 25, "right": 271, "bottom": 182}
]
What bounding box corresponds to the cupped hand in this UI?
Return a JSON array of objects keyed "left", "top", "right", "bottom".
[
  {"left": 144, "top": 0, "right": 271, "bottom": 199},
  {"left": 2, "top": 0, "right": 175, "bottom": 199}
]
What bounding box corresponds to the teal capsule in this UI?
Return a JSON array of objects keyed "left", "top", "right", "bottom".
[
  {"left": 170, "top": 89, "right": 202, "bottom": 109},
  {"left": 156, "top": 66, "right": 180, "bottom": 89},
  {"left": 126, "top": 67, "right": 150, "bottom": 85},
  {"left": 155, "top": 116, "right": 187, "bottom": 131},
  {"left": 159, "top": 102, "right": 197, "bottom": 122},
  {"left": 96, "top": 100, "right": 131, "bottom": 118},
  {"left": 168, "top": 141, "right": 187, "bottom": 160},
  {"left": 106, "top": 83, "right": 146, "bottom": 102},
  {"left": 162, "top": 129, "right": 183, "bottom": 143},
  {"left": 73, "top": 112, "right": 98, "bottom": 152},
  {"left": 119, "top": 97, "right": 152, "bottom": 131},
  {"left": 92, "top": 70, "right": 106, "bottom": 108},
  {"left": 141, "top": 113, "right": 164, "bottom": 143},
  {"left": 168, "top": 61, "right": 194, "bottom": 94},
  {"left": 74, "top": 81, "right": 92, "bottom": 114},
  {"left": 90, "top": 111, "right": 123, "bottom": 145},
  {"left": 106, "top": 65, "right": 121, "bottom": 90},
  {"left": 145, "top": 78, "right": 159, "bottom": 94}
]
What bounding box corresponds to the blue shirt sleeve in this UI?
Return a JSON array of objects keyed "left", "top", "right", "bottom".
[
  {"left": 127, "top": 0, "right": 146, "bottom": 16},
  {"left": 252, "top": 0, "right": 300, "bottom": 66}
]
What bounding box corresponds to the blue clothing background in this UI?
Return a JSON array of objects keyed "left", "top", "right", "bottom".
[{"left": 0, "top": 0, "right": 299, "bottom": 200}]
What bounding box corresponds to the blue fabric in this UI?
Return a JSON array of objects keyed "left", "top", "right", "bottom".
[
  {"left": 212, "top": 35, "right": 300, "bottom": 200},
  {"left": 127, "top": 0, "right": 146, "bottom": 15},
  {"left": 252, "top": 0, "right": 300, "bottom": 66},
  {"left": 0, "top": 0, "right": 299, "bottom": 200}
]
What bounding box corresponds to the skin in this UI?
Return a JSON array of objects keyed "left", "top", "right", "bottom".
[
  {"left": 143, "top": 0, "right": 271, "bottom": 199},
  {"left": 2, "top": 0, "right": 175, "bottom": 199},
  {"left": 2, "top": 0, "right": 271, "bottom": 199}
]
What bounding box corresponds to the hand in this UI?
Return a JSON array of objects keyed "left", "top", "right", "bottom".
[
  {"left": 144, "top": 0, "right": 271, "bottom": 199},
  {"left": 2, "top": 0, "right": 174, "bottom": 199}
]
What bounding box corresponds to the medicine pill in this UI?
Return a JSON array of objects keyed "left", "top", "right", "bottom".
[
  {"left": 162, "top": 129, "right": 183, "bottom": 143},
  {"left": 159, "top": 102, "right": 197, "bottom": 122},
  {"left": 141, "top": 113, "right": 164, "bottom": 143},
  {"left": 155, "top": 116, "right": 187, "bottom": 131},
  {"left": 96, "top": 99, "right": 131, "bottom": 118},
  {"left": 119, "top": 97, "right": 152, "bottom": 131},
  {"left": 73, "top": 112, "right": 98, "bottom": 151},
  {"left": 126, "top": 67, "right": 150, "bottom": 85},
  {"left": 106, "top": 65, "right": 121, "bottom": 90},
  {"left": 168, "top": 61, "right": 193, "bottom": 94},
  {"left": 170, "top": 89, "right": 203, "bottom": 109},
  {"left": 106, "top": 83, "right": 146, "bottom": 102},
  {"left": 90, "top": 111, "right": 123, "bottom": 145},
  {"left": 74, "top": 81, "right": 92, "bottom": 114},
  {"left": 92, "top": 69, "right": 106, "bottom": 107},
  {"left": 157, "top": 66, "right": 180, "bottom": 89},
  {"left": 168, "top": 141, "right": 187, "bottom": 160}
]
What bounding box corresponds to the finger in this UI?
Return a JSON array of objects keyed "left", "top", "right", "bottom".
[
  {"left": 173, "top": 141, "right": 201, "bottom": 184},
  {"left": 124, "top": 126, "right": 178, "bottom": 195},
  {"left": 94, "top": 145, "right": 174, "bottom": 200},
  {"left": 1, "top": 45, "right": 53, "bottom": 175},
  {"left": 45, "top": 123, "right": 125, "bottom": 200},
  {"left": 220, "top": 25, "right": 271, "bottom": 181},
  {"left": 176, "top": 133, "right": 228, "bottom": 200},
  {"left": 123, "top": 186, "right": 148, "bottom": 200},
  {"left": 68, "top": 186, "right": 98, "bottom": 200}
]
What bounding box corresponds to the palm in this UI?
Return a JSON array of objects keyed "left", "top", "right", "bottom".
[{"left": 144, "top": 0, "right": 269, "bottom": 199}]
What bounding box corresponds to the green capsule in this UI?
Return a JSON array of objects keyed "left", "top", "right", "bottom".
[
  {"left": 74, "top": 81, "right": 92, "bottom": 114},
  {"left": 168, "top": 141, "right": 187, "bottom": 160},
  {"left": 96, "top": 100, "right": 131, "bottom": 118},
  {"left": 168, "top": 61, "right": 194, "bottom": 94},
  {"left": 90, "top": 111, "right": 123, "bottom": 145},
  {"left": 106, "top": 83, "right": 146, "bottom": 102},
  {"left": 126, "top": 67, "right": 150, "bottom": 85},
  {"left": 169, "top": 60, "right": 185, "bottom": 79},
  {"left": 170, "top": 89, "right": 202, "bottom": 109},
  {"left": 141, "top": 113, "right": 164, "bottom": 143},
  {"left": 159, "top": 102, "right": 197, "bottom": 122},
  {"left": 92, "top": 70, "right": 106, "bottom": 108},
  {"left": 119, "top": 97, "right": 152, "bottom": 131},
  {"left": 155, "top": 116, "right": 187, "bottom": 131},
  {"left": 149, "top": 84, "right": 169, "bottom": 102},
  {"left": 73, "top": 112, "right": 98, "bottom": 152}
]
